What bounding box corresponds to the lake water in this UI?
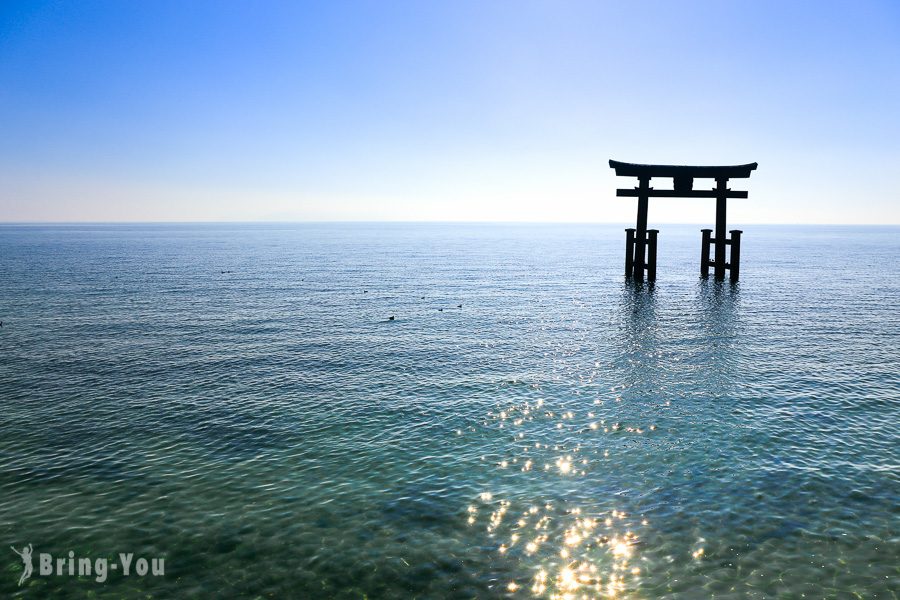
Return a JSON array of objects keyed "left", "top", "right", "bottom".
[{"left": 0, "top": 223, "right": 897, "bottom": 598}]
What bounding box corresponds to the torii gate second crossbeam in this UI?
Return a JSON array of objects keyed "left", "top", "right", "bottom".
[{"left": 609, "top": 159, "right": 758, "bottom": 282}]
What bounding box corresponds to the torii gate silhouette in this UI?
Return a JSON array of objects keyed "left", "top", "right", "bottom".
[{"left": 610, "top": 160, "right": 758, "bottom": 282}]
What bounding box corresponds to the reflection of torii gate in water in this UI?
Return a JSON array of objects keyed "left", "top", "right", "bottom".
[{"left": 609, "top": 159, "right": 758, "bottom": 282}]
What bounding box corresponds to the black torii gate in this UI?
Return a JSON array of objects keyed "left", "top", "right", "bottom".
[{"left": 609, "top": 159, "right": 758, "bottom": 282}]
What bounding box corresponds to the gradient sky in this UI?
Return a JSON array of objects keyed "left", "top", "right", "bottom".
[{"left": 1, "top": 0, "right": 898, "bottom": 223}]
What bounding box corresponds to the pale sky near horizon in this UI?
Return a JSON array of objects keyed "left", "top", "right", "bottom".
[{"left": 1, "top": 1, "right": 898, "bottom": 224}]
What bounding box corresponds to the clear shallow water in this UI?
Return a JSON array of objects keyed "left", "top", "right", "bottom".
[{"left": 0, "top": 223, "right": 897, "bottom": 599}]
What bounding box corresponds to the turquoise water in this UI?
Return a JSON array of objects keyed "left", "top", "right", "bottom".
[{"left": 0, "top": 223, "right": 897, "bottom": 598}]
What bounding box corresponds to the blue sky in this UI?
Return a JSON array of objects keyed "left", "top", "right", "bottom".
[{"left": 1, "top": 0, "right": 898, "bottom": 223}]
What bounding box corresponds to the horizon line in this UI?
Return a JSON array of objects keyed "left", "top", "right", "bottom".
[{"left": 0, "top": 220, "right": 898, "bottom": 227}]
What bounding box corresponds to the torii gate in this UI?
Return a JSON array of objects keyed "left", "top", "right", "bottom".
[{"left": 609, "top": 159, "right": 758, "bottom": 282}]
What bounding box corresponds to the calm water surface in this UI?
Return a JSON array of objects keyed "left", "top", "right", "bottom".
[{"left": 0, "top": 223, "right": 897, "bottom": 598}]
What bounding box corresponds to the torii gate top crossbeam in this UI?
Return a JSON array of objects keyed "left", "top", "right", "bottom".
[{"left": 609, "top": 160, "right": 758, "bottom": 179}]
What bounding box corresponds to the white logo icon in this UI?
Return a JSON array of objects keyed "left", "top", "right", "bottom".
[{"left": 10, "top": 544, "right": 34, "bottom": 586}]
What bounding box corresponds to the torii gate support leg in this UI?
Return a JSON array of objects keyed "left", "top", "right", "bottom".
[
  {"left": 700, "top": 228, "right": 712, "bottom": 277},
  {"left": 729, "top": 229, "right": 742, "bottom": 282},
  {"left": 625, "top": 228, "right": 635, "bottom": 277}
]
